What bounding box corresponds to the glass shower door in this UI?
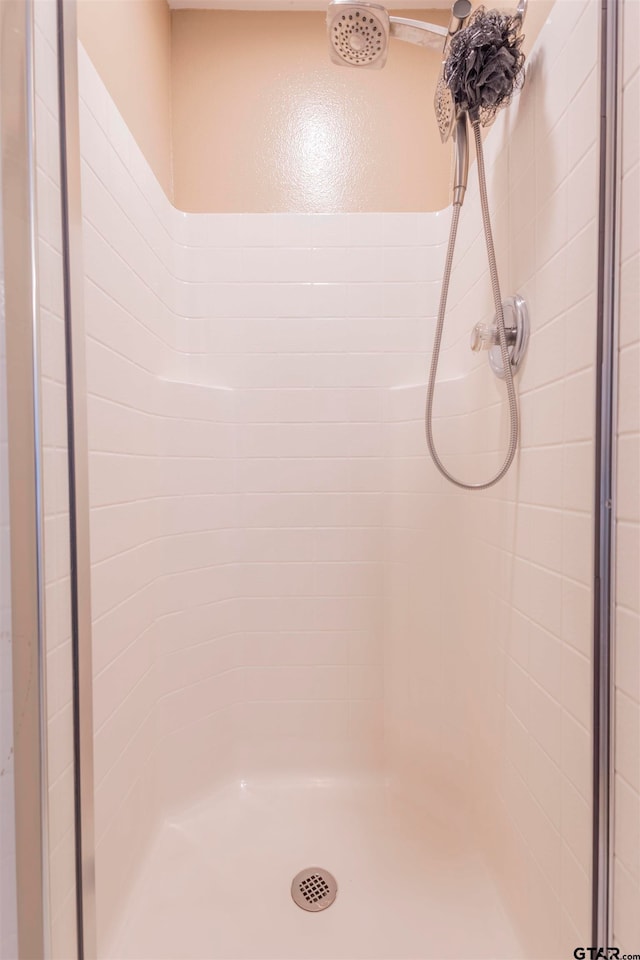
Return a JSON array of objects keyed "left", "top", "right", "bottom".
[{"left": 1, "top": 0, "right": 90, "bottom": 955}]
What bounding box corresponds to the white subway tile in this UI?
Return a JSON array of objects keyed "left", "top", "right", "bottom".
[{"left": 73, "top": 10, "right": 610, "bottom": 954}]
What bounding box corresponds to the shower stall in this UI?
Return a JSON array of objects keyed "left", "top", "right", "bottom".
[{"left": 1, "top": 0, "right": 638, "bottom": 958}]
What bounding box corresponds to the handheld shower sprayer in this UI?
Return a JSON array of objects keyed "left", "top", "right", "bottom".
[
  {"left": 452, "top": 113, "right": 469, "bottom": 207},
  {"left": 326, "top": 1, "right": 529, "bottom": 489},
  {"left": 326, "top": 0, "right": 472, "bottom": 204}
]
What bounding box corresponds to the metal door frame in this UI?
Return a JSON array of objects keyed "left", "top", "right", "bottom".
[
  {"left": 3, "top": 0, "right": 624, "bottom": 954},
  {"left": 1, "top": 0, "right": 96, "bottom": 955},
  {"left": 592, "top": 0, "right": 621, "bottom": 949},
  {"left": 1, "top": 1, "right": 49, "bottom": 954}
]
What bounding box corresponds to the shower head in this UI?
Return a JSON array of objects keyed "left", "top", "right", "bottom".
[
  {"left": 326, "top": 0, "right": 471, "bottom": 145},
  {"left": 326, "top": 0, "right": 451, "bottom": 70},
  {"left": 327, "top": 2, "right": 390, "bottom": 69},
  {"left": 326, "top": 0, "right": 473, "bottom": 203}
]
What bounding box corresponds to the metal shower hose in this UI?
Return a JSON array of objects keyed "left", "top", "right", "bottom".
[{"left": 425, "top": 119, "right": 519, "bottom": 490}]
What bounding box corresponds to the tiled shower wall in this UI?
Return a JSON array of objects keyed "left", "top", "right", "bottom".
[
  {"left": 79, "top": 46, "right": 448, "bottom": 947},
  {"left": 384, "top": 1, "right": 599, "bottom": 956},
  {"left": 80, "top": 56, "right": 172, "bottom": 943},
  {"left": 171, "top": 208, "right": 448, "bottom": 785},
  {"left": 80, "top": 1, "right": 602, "bottom": 955},
  {"left": 613, "top": 0, "right": 640, "bottom": 951}
]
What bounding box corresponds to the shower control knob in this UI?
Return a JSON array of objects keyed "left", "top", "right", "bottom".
[
  {"left": 469, "top": 296, "right": 530, "bottom": 379},
  {"left": 470, "top": 322, "right": 495, "bottom": 351}
]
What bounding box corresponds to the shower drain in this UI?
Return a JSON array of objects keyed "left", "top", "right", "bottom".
[{"left": 291, "top": 867, "right": 338, "bottom": 912}]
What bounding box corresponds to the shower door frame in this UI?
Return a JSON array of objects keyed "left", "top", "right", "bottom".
[
  {"left": 593, "top": 0, "right": 622, "bottom": 949},
  {"left": 1, "top": 1, "right": 48, "bottom": 955},
  {"left": 1, "top": 0, "right": 96, "bottom": 956},
  {"left": 56, "top": 0, "right": 98, "bottom": 956},
  {"left": 3, "top": 0, "right": 621, "bottom": 954}
]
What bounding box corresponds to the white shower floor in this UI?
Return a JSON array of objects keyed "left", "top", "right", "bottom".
[{"left": 107, "top": 775, "right": 525, "bottom": 960}]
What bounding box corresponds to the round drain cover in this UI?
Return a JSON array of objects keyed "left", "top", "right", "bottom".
[{"left": 291, "top": 867, "right": 338, "bottom": 912}]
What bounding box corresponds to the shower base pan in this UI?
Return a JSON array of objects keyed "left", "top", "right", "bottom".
[{"left": 107, "top": 774, "right": 524, "bottom": 959}]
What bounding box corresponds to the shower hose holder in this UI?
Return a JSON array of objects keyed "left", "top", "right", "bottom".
[{"left": 470, "top": 294, "right": 529, "bottom": 380}]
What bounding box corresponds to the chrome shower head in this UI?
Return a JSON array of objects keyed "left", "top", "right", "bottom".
[
  {"left": 326, "top": 0, "right": 451, "bottom": 69},
  {"left": 326, "top": 0, "right": 470, "bottom": 141},
  {"left": 327, "top": 1, "right": 390, "bottom": 70},
  {"left": 326, "top": 0, "right": 473, "bottom": 204}
]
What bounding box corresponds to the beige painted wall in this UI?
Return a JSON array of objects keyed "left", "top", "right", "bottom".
[
  {"left": 77, "top": 0, "right": 555, "bottom": 214},
  {"left": 171, "top": 9, "right": 451, "bottom": 212},
  {"left": 77, "top": 0, "right": 173, "bottom": 198}
]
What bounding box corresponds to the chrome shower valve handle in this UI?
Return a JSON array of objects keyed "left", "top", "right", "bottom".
[
  {"left": 470, "top": 295, "right": 530, "bottom": 379},
  {"left": 470, "top": 320, "right": 516, "bottom": 352},
  {"left": 470, "top": 322, "right": 495, "bottom": 351}
]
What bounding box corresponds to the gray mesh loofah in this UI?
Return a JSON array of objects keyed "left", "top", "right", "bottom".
[{"left": 443, "top": 6, "right": 525, "bottom": 126}]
